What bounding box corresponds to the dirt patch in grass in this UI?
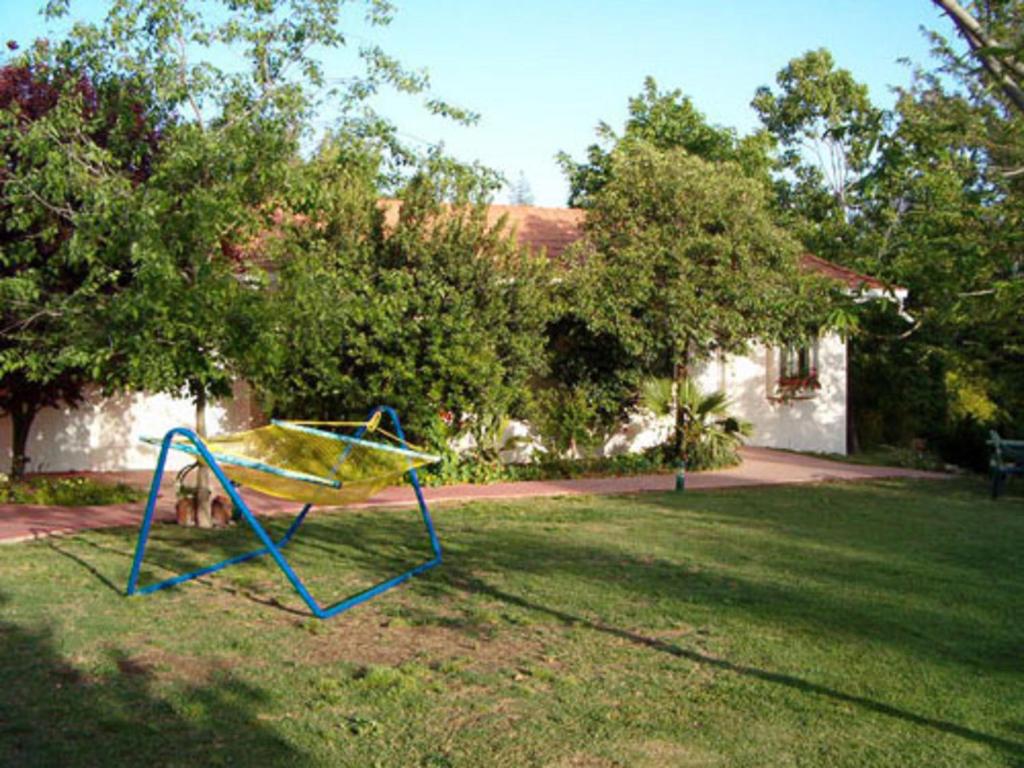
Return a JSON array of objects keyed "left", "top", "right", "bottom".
[
  {"left": 548, "top": 752, "right": 621, "bottom": 767},
  {"left": 627, "top": 739, "right": 721, "bottom": 767},
  {"left": 292, "top": 603, "right": 554, "bottom": 674},
  {"left": 117, "top": 648, "right": 243, "bottom": 684}
]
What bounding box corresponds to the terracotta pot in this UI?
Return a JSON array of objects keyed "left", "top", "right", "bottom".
[
  {"left": 175, "top": 497, "right": 196, "bottom": 527},
  {"left": 211, "top": 495, "right": 232, "bottom": 527}
]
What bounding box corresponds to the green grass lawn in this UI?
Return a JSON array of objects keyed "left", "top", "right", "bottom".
[{"left": 0, "top": 478, "right": 1021, "bottom": 767}]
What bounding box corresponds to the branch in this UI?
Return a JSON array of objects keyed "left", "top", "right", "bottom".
[
  {"left": 932, "top": 0, "right": 1024, "bottom": 114},
  {"left": 174, "top": 16, "right": 205, "bottom": 129}
]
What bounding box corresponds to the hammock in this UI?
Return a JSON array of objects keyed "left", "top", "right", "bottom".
[
  {"left": 127, "top": 406, "right": 443, "bottom": 620},
  {"left": 144, "top": 419, "right": 440, "bottom": 506}
]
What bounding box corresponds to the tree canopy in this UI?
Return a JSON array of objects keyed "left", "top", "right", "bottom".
[
  {"left": 0, "top": 43, "right": 162, "bottom": 476},
  {"left": 557, "top": 77, "right": 774, "bottom": 208},
  {"left": 565, "top": 141, "right": 833, "bottom": 457}
]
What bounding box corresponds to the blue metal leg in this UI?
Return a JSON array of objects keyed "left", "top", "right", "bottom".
[
  {"left": 126, "top": 431, "right": 175, "bottom": 595},
  {"left": 376, "top": 405, "right": 443, "bottom": 563},
  {"left": 126, "top": 428, "right": 322, "bottom": 616},
  {"left": 278, "top": 503, "right": 313, "bottom": 547},
  {"left": 308, "top": 405, "right": 442, "bottom": 619},
  {"left": 127, "top": 410, "right": 443, "bottom": 621}
]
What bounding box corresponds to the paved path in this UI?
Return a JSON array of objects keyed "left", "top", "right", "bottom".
[{"left": 0, "top": 447, "right": 947, "bottom": 545}]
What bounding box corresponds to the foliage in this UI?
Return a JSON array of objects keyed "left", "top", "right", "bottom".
[
  {"left": 425, "top": 445, "right": 675, "bottom": 486},
  {"left": 0, "top": 45, "right": 161, "bottom": 476},
  {"left": 569, "top": 140, "right": 833, "bottom": 457},
  {"left": 543, "top": 310, "right": 645, "bottom": 440},
  {"left": 243, "top": 140, "right": 553, "bottom": 443},
  {"left": 0, "top": 474, "right": 143, "bottom": 505},
  {"left": 557, "top": 76, "right": 774, "bottom": 207},
  {"left": 752, "top": 48, "right": 884, "bottom": 214},
  {"left": 930, "top": 0, "right": 1024, "bottom": 118},
  {"left": 532, "top": 384, "right": 608, "bottom": 458},
  {"left": 754, "top": 39, "right": 1024, "bottom": 463},
  {"left": 14, "top": 0, "right": 482, "bottom": 513},
  {"left": 640, "top": 378, "right": 752, "bottom": 471}
]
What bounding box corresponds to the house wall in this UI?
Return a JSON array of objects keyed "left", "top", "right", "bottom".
[
  {"left": 506, "top": 334, "right": 847, "bottom": 460},
  {"left": 1, "top": 335, "right": 847, "bottom": 474},
  {"left": 690, "top": 333, "right": 848, "bottom": 456},
  {"left": 0, "top": 382, "right": 260, "bottom": 474}
]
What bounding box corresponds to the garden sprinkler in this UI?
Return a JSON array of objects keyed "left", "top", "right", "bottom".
[{"left": 675, "top": 460, "right": 686, "bottom": 492}]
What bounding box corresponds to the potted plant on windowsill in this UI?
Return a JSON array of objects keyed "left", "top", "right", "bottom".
[{"left": 772, "top": 368, "right": 821, "bottom": 403}]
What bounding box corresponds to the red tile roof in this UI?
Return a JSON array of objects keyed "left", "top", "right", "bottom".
[
  {"left": 379, "top": 200, "right": 892, "bottom": 291},
  {"left": 798, "top": 253, "right": 888, "bottom": 291}
]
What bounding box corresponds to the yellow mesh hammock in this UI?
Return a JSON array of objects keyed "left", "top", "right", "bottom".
[{"left": 152, "top": 419, "right": 440, "bottom": 506}]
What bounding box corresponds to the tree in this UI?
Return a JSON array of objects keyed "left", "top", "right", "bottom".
[
  {"left": 753, "top": 49, "right": 883, "bottom": 210},
  {"left": 243, "top": 139, "right": 553, "bottom": 451},
  {"left": 752, "top": 49, "right": 886, "bottom": 268},
  {"left": 840, "top": 12, "right": 1024, "bottom": 460},
  {"left": 753, "top": 37, "right": 1024, "bottom": 462},
  {"left": 508, "top": 171, "right": 534, "bottom": 205},
  {"left": 0, "top": 43, "right": 161, "bottom": 477},
  {"left": 43, "top": 0, "right": 473, "bottom": 524},
  {"left": 572, "top": 141, "right": 833, "bottom": 460},
  {"left": 557, "top": 76, "right": 774, "bottom": 207},
  {"left": 931, "top": 0, "right": 1024, "bottom": 116}
]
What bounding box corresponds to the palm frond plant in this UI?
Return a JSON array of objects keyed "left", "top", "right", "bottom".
[{"left": 640, "top": 377, "right": 752, "bottom": 470}]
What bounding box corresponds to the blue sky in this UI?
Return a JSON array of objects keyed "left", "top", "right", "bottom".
[{"left": 3, "top": 1, "right": 950, "bottom": 205}]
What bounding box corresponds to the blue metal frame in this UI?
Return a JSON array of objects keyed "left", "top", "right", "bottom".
[{"left": 126, "top": 405, "right": 442, "bottom": 620}]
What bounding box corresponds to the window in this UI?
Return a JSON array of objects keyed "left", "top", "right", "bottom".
[
  {"left": 779, "top": 344, "right": 816, "bottom": 380},
  {"left": 769, "top": 342, "right": 820, "bottom": 402}
]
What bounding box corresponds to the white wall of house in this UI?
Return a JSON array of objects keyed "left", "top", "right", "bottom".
[
  {"left": 0, "top": 382, "right": 260, "bottom": 474},
  {"left": 507, "top": 333, "right": 848, "bottom": 460},
  {"left": 1, "top": 335, "right": 847, "bottom": 474},
  {"left": 690, "top": 333, "right": 848, "bottom": 456}
]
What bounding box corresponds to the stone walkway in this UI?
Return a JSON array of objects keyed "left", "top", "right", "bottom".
[{"left": 0, "top": 447, "right": 947, "bottom": 545}]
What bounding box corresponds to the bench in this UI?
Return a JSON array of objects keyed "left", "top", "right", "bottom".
[{"left": 988, "top": 431, "right": 1024, "bottom": 499}]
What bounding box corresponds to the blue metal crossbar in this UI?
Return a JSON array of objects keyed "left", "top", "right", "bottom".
[
  {"left": 126, "top": 405, "right": 442, "bottom": 620},
  {"left": 139, "top": 436, "right": 343, "bottom": 488}
]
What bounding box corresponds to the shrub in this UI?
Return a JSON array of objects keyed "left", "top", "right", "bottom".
[
  {"left": 0, "top": 475, "right": 144, "bottom": 506},
  {"left": 640, "top": 377, "right": 752, "bottom": 471}
]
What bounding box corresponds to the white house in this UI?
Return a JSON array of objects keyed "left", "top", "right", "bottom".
[{"left": 0, "top": 204, "right": 900, "bottom": 473}]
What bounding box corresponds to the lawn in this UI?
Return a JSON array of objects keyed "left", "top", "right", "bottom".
[{"left": 0, "top": 478, "right": 1021, "bottom": 767}]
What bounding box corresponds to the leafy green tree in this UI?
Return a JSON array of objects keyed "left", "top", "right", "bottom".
[
  {"left": 753, "top": 49, "right": 883, "bottom": 208},
  {"left": 571, "top": 141, "right": 833, "bottom": 460},
  {"left": 931, "top": 0, "right": 1024, "bottom": 117},
  {"left": 754, "top": 37, "right": 1023, "bottom": 461},
  {"left": 0, "top": 44, "right": 160, "bottom": 477},
  {"left": 550, "top": 79, "right": 782, "bottom": 438},
  {"left": 557, "top": 76, "right": 774, "bottom": 207},
  {"left": 43, "top": 0, "right": 473, "bottom": 523},
  {"left": 844, "top": 27, "right": 1024, "bottom": 459},
  {"left": 244, "top": 140, "right": 553, "bottom": 452},
  {"left": 752, "top": 49, "right": 885, "bottom": 262}
]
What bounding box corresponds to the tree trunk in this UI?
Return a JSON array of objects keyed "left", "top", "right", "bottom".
[
  {"left": 672, "top": 349, "right": 691, "bottom": 462},
  {"left": 932, "top": 0, "right": 1024, "bottom": 115},
  {"left": 845, "top": 338, "right": 859, "bottom": 455},
  {"left": 194, "top": 389, "right": 214, "bottom": 529},
  {"left": 9, "top": 401, "right": 39, "bottom": 480}
]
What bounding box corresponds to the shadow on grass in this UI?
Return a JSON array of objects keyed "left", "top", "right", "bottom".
[
  {"left": 62, "top": 489, "right": 1022, "bottom": 674},
  {"left": 45, "top": 534, "right": 312, "bottom": 617},
  {"left": 282, "top": 507, "right": 1023, "bottom": 673},
  {"left": 449, "top": 571, "right": 1024, "bottom": 760},
  {"left": 47, "top": 487, "right": 1024, "bottom": 761},
  {"left": 0, "top": 591, "right": 305, "bottom": 767}
]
